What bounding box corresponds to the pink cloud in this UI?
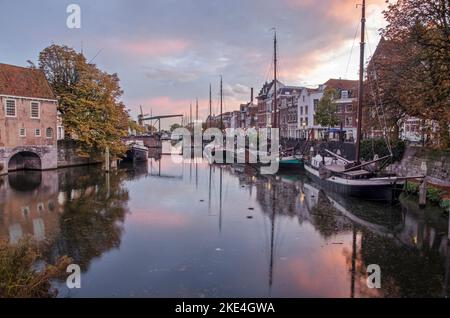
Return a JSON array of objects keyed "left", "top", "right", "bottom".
[
  {"left": 109, "top": 38, "right": 190, "bottom": 57},
  {"left": 284, "top": 0, "right": 388, "bottom": 23},
  {"left": 127, "top": 96, "right": 215, "bottom": 120}
]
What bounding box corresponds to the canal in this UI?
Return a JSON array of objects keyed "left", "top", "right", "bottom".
[{"left": 1, "top": 150, "right": 449, "bottom": 298}]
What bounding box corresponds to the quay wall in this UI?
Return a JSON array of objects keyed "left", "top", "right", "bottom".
[
  {"left": 57, "top": 140, "right": 102, "bottom": 168},
  {"left": 386, "top": 147, "right": 450, "bottom": 187}
]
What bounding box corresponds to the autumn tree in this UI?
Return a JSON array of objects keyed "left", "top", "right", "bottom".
[
  {"left": 39, "top": 44, "right": 131, "bottom": 156},
  {"left": 316, "top": 88, "right": 340, "bottom": 140},
  {"left": 370, "top": 0, "right": 450, "bottom": 148}
]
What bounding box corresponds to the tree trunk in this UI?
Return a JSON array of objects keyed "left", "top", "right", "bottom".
[{"left": 438, "top": 118, "right": 450, "bottom": 149}]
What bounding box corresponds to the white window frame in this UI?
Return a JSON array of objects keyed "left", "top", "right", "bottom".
[
  {"left": 46, "top": 127, "right": 53, "bottom": 139},
  {"left": 35, "top": 128, "right": 41, "bottom": 137},
  {"left": 30, "top": 101, "right": 41, "bottom": 119},
  {"left": 5, "top": 98, "right": 17, "bottom": 118},
  {"left": 19, "top": 128, "right": 26, "bottom": 137}
]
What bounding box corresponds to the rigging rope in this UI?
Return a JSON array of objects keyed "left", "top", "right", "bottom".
[{"left": 365, "top": 28, "right": 393, "bottom": 156}]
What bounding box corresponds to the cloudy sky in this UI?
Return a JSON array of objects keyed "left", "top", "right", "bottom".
[{"left": 0, "top": 0, "right": 390, "bottom": 128}]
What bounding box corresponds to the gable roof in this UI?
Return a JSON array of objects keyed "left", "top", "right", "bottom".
[
  {"left": 0, "top": 63, "right": 56, "bottom": 100},
  {"left": 324, "top": 78, "right": 359, "bottom": 92}
]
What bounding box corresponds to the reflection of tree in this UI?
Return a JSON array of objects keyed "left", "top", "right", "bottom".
[
  {"left": 310, "top": 190, "right": 352, "bottom": 238},
  {"left": 255, "top": 177, "right": 301, "bottom": 219},
  {"left": 49, "top": 167, "right": 129, "bottom": 272},
  {"left": 358, "top": 230, "right": 446, "bottom": 297}
]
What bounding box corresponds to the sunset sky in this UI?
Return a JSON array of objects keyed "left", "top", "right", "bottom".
[{"left": 0, "top": 0, "right": 390, "bottom": 128}]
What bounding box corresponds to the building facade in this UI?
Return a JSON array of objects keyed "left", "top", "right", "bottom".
[{"left": 0, "top": 63, "right": 58, "bottom": 174}]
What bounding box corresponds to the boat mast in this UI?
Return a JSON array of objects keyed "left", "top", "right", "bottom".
[
  {"left": 220, "top": 75, "right": 223, "bottom": 130},
  {"left": 209, "top": 83, "right": 212, "bottom": 128},
  {"left": 196, "top": 98, "right": 199, "bottom": 121},
  {"left": 273, "top": 29, "right": 278, "bottom": 129},
  {"left": 355, "top": 0, "right": 366, "bottom": 164}
]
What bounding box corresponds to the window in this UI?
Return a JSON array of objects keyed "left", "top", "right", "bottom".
[
  {"left": 313, "top": 99, "right": 319, "bottom": 111},
  {"left": 302, "top": 95, "right": 305, "bottom": 102},
  {"left": 345, "top": 116, "right": 353, "bottom": 127},
  {"left": 346, "top": 104, "right": 353, "bottom": 112},
  {"left": 341, "top": 90, "right": 349, "bottom": 99},
  {"left": 5, "top": 99, "right": 16, "bottom": 117},
  {"left": 305, "top": 106, "right": 308, "bottom": 115},
  {"left": 35, "top": 128, "right": 41, "bottom": 137},
  {"left": 19, "top": 128, "right": 26, "bottom": 137},
  {"left": 46, "top": 127, "right": 53, "bottom": 138},
  {"left": 30, "top": 101, "right": 40, "bottom": 118},
  {"left": 300, "top": 106, "right": 303, "bottom": 115}
]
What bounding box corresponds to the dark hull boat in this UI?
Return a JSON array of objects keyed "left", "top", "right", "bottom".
[
  {"left": 303, "top": 0, "right": 423, "bottom": 202},
  {"left": 304, "top": 162, "right": 405, "bottom": 201},
  {"left": 123, "top": 143, "right": 149, "bottom": 163}
]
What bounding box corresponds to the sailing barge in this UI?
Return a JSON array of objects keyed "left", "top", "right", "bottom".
[{"left": 303, "top": 0, "right": 422, "bottom": 201}]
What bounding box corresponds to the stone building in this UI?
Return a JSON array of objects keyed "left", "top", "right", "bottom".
[{"left": 0, "top": 63, "right": 58, "bottom": 174}]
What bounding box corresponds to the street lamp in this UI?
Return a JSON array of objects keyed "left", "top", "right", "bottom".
[{"left": 302, "top": 121, "right": 306, "bottom": 140}]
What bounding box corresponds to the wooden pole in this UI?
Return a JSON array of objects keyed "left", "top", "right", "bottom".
[
  {"left": 105, "top": 146, "right": 110, "bottom": 173},
  {"left": 355, "top": 0, "right": 366, "bottom": 164},
  {"left": 419, "top": 178, "right": 427, "bottom": 208}
]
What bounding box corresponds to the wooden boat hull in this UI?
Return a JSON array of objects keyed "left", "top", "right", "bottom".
[
  {"left": 304, "top": 164, "right": 404, "bottom": 201},
  {"left": 124, "top": 146, "right": 149, "bottom": 163}
]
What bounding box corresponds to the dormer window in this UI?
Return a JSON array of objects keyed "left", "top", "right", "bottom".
[{"left": 341, "top": 90, "right": 349, "bottom": 99}]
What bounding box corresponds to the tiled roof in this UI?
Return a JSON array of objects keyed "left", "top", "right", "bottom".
[
  {"left": 324, "top": 78, "right": 358, "bottom": 92},
  {"left": 0, "top": 63, "right": 56, "bottom": 99}
]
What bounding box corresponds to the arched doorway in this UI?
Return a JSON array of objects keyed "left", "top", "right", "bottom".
[{"left": 8, "top": 151, "right": 42, "bottom": 171}]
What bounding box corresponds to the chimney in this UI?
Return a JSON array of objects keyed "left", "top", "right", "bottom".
[{"left": 250, "top": 87, "right": 254, "bottom": 104}]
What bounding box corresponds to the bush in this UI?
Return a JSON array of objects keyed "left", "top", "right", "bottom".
[
  {"left": 360, "top": 138, "right": 405, "bottom": 163},
  {"left": 440, "top": 199, "right": 450, "bottom": 213},
  {"left": 427, "top": 187, "right": 445, "bottom": 204},
  {"left": 0, "top": 238, "right": 71, "bottom": 298}
]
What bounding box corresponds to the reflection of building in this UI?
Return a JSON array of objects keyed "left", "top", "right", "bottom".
[
  {"left": 0, "top": 63, "right": 58, "bottom": 174},
  {"left": 0, "top": 171, "right": 61, "bottom": 244}
]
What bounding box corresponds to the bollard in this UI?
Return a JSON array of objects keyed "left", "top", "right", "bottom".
[{"left": 419, "top": 179, "right": 427, "bottom": 208}]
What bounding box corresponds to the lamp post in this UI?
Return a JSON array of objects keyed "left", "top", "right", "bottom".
[{"left": 302, "top": 121, "right": 306, "bottom": 140}]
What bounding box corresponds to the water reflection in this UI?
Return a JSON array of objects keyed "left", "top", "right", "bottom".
[{"left": 0, "top": 152, "right": 448, "bottom": 297}]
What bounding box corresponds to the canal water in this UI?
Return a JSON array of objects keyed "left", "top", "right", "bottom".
[{"left": 1, "top": 150, "right": 449, "bottom": 297}]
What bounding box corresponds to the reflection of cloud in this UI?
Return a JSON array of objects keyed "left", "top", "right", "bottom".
[
  {"left": 282, "top": 246, "right": 351, "bottom": 297},
  {"left": 128, "top": 209, "right": 189, "bottom": 228}
]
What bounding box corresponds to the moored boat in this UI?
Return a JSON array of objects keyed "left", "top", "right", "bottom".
[{"left": 123, "top": 141, "right": 149, "bottom": 163}]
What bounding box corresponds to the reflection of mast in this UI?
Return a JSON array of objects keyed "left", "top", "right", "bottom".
[
  {"left": 208, "top": 165, "right": 212, "bottom": 215},
  {"left": 350, "top": 226, "right": 357, "bottom": 298},
  {"left": 219, "top": 166, "right": 223, "bottom": 232},
  {"left": 269, "top": 182, "right": 276, "bottom": 292},
  {"left": 195, "top": 159, "right": 198, "bottom": 189}
]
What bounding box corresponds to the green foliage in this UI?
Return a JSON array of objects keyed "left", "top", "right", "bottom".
[
  {"left": 0, "top": 239, "right": 71, "bottom": 298},
  {"left": 360, "top": 138, "right": 406, "bottom": 162},
  {"left": 427, "top": 187, "right": 445, "bottom": 204},
  {"left": 440, "top": 199, "right": 450, "bottom": 214},
  {"left": 404, "top": 181, "right": 447, "bottom": 206},
  {"left": 315, "top": 89, "right": 340, "bottom": 130},
  {"left": 405, "top": 182, "right": 419, "bottom": 195},
  {"left": 170, "top": 123, "right": 182, "bottom": 132},
  {"left": 39, "top": 44, "right": 131, "bottom": 157}
]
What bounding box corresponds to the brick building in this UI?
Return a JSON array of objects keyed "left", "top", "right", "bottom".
[{"left": 0, "top": 63, "right": 58, "bottom": 174}]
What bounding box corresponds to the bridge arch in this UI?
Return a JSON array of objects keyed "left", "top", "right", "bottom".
[{"left": 8, "top": 151, "right": 42, "bottom": 171}]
